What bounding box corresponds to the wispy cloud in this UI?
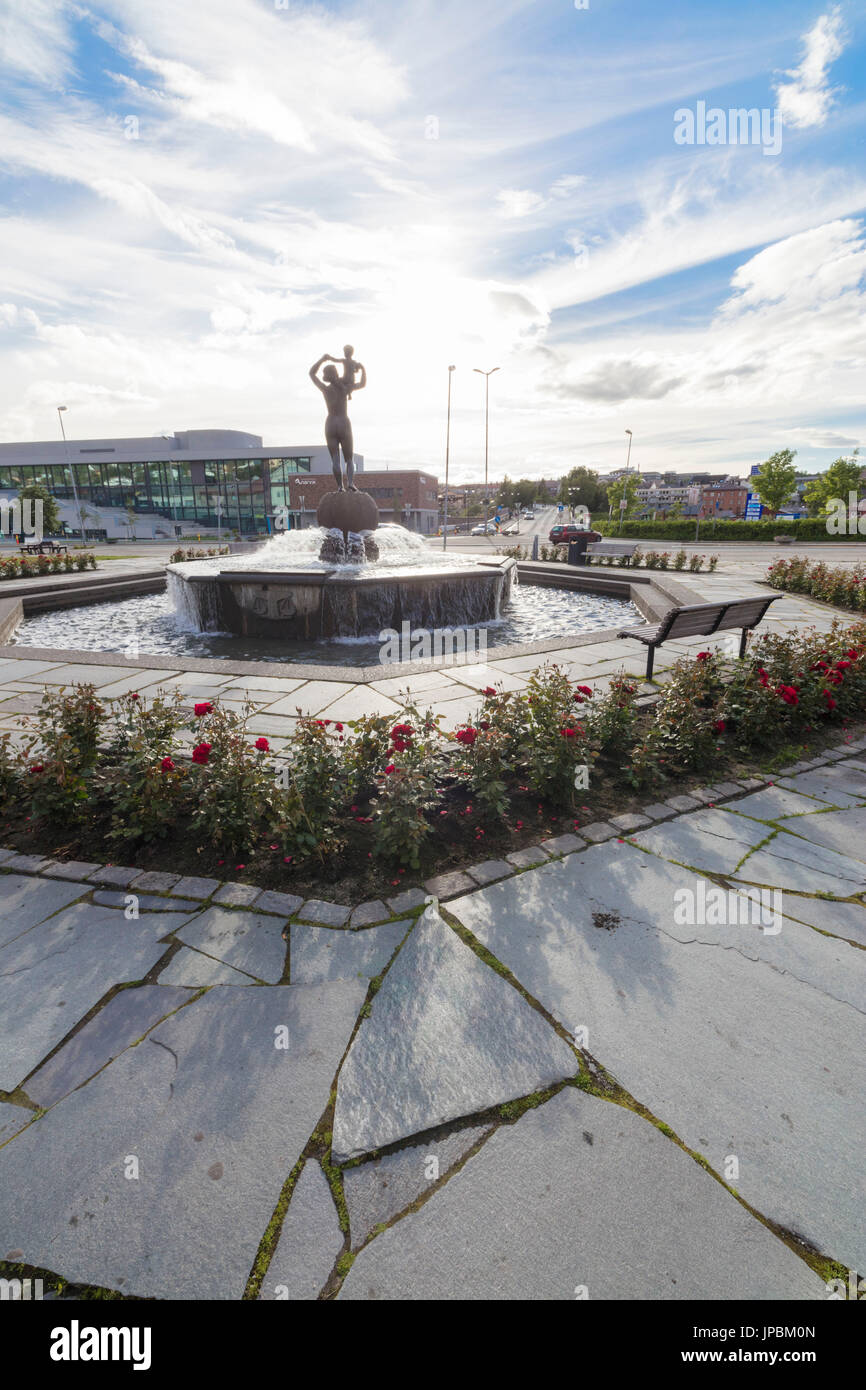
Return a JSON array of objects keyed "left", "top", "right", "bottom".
[{"left": 774, "top": 6, "right": 847, "bottom": 129}]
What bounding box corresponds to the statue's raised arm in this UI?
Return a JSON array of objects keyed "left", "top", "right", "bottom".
[{"left": 309, "top": 354, "right": 333, "bottom": 392}]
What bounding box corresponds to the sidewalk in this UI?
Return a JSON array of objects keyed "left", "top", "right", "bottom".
[{"left": 0, "top": 750, "right": 864, "bottom": 1299}]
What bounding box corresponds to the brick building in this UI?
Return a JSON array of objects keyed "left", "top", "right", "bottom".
[{"left": 282, "top": 469, "right": 440, "bottom": 533}]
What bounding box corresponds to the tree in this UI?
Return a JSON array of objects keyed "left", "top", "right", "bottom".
[
  {"left": 17, "top": 483, "right": 60, "bottom": 535},
  {"left": 557, "top": 467, "right": 608, "bottom": 515},
  {"left": 606, "top": 473, "right": 640, "bottom": 519},
  {"left": 752, "top": 449, "right": 798, "bottom": 516},
  {"left": 804, "top": 452, "right": 862, "bottom": 517},
  {"left": 496, "top": 475, "right": 517, "bottom": 512}
]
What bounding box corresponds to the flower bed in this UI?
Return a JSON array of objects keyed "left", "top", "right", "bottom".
[
  {"left": 170, "top": 547, "right": 231, "bottom": 562},
  {"left": 2, "top": 615, "right": 865, "bottom": 895},
  {"left": 500, "top": 544, "right": 719, "bottom": 572},
  {"left": 767, "top": 555, "right": 866, "bottom": 612},
  {"left": 0, "top": 551, "right": 97, "bottom": 580}
]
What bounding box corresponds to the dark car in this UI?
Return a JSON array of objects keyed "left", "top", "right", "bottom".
[{"left": 548, "top": 522, "right": 599, "bottom": 544}]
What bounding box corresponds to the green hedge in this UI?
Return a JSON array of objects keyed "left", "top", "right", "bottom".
[{"left": 590, "top": 518, "right": 853, "bottom": 542}]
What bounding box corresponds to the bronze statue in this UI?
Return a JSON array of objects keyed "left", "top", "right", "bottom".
[{"left": 309, "top": 345, "right": 366, "bottom": 491}]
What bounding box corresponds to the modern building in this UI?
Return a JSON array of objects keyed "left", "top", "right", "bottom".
[
  {"left": 0, "top": 429, "right": 346, "bottom": 539},
  {"left": 0, "top": 428, "right": 442, "bottom": 539}
]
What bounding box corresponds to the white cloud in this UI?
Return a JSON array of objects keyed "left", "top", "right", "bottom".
[
  {"left": 774, "top": 6, "right": 846, "bottom": 129},
  {"left": 496, "top": 189, "right": 547, "bottom": 219},
  {"left": 0, "top": 0, "right": 76, "bottom": 86}
]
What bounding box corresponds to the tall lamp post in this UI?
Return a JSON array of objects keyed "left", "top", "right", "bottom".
[
  {"left": 473, "top": 366, "right": 499, "bottom": 540},
  {"left": 57, "top": 406, "right": 85, "bottom": 542},
  {"left": 442, "top": 365, "right": 456, "bottom": 550},
  {"left": 619, "top": 427, "right": 633, "bottom": 535}
]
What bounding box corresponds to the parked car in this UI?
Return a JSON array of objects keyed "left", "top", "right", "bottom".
[
  {"left": 548, "top": 522, "right": 595, "bottom": 544},
  {"left": 502, "top": 522, "right": 520, "bottom": 535},
  {"left": 470, "top": 521, "right": 498, "bottom": 535}
]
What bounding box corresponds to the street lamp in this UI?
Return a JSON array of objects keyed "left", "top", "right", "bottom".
[
  {"left": 57, "top": 406, "right": 85, "bottom": 542},
  {"left": 618, "top": 428, "right": 634, "bottom": 535},
  {"left": 443, "top": 365, "right": 456, "bottom": 551},
  {"left": 473, "top": 366, "right": 500, "bottom": 540}
]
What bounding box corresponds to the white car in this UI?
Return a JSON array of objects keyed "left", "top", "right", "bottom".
[
  {"left": 470, "top": 521, "right": 497, "bottom": 535},
  {"left": 522, "top": 510, "right": 535, "bottom": 519}
]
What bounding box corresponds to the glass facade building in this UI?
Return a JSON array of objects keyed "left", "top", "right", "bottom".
[{"left": 0, "top": 455, "right": 313, "bottom": 533}]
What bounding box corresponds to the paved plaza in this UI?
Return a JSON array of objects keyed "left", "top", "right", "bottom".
[
  {"left": 1, "top": 544, "right": 864, "bottom": 1300},
  {"left": 0, "top": 749, "right": 864, "bottom": 1299}
]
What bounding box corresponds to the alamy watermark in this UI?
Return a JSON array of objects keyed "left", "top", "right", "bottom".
[
  {"left": 0, "top": 498, "right": 43, "bottom": 543},
  {"left": 825, "top": 494, "right": 866, "bottom": 535},
  {"left": 674, "top": 883, "right": 782, "bottom": 935},
  {"left": 379, "top": 621, "right": 487, "bottom": 666},
  {"left": 674, "top": 102, "right": 782, "bottom": 157}
]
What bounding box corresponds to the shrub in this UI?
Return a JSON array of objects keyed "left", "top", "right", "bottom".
[
  {"left": 587, "top": 675, "right": 640, "bottom": 767},
  {"left": 673, "top": 549, "right": 687, "bottom": 570},
  {"left": 645, "top": 649, "right": 726, "bottom": 770},
  {"left": 369, "top": 713, "right": 440, "bottom": 867},
  {"left": 274, "top": 717, "right": 349, "bottom": 861},
  {"left": 186, "top": 704, "right": 281, "bottom": 853},
  {"left": 20, "top": 684, "right": 105, "bottom": 822}
]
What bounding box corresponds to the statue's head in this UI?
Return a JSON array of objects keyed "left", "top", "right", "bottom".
[
  {"left": 343, "top": 344, "right": 354, "bottom": 359},
  {"left": 322, "top": 364, "right": 338, "bottom": 383}
]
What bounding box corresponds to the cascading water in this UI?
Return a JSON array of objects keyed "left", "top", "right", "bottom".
[{"left": 168, "top": 524, "right": 517, "bottom": 643}]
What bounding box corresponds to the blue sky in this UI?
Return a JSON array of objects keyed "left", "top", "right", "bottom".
[{"left": 0, "top": 0, "right": 864, "bottom": 482}]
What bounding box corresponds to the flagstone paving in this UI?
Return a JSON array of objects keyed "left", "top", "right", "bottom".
[
  {"left": 331, "top": 903, "right": 579, "bottom": 1162},
  {"left": 1, "top": 752, "right": 865, "bottom": 1297},
  {"left": 338, "top": 1090, "right": 826, "bottom": 1302}
]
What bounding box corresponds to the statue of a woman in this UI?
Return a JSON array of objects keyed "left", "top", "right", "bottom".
[{"left": 309, "top": 347, "right": 366, "bottom": 491}]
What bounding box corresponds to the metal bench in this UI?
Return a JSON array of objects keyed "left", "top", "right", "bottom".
[
  {"left": 586, "top": 541, "right": 639, "bottom": 564},
  {"left": 618, "top": 594, "right": 782, "bottom": 679}
]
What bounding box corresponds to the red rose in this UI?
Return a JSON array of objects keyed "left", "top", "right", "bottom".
[
  {"left": 254, "top": 737, "right": 269, "bottom": 752},
  {"left": 714, "top": 719, "right": 726, "bottom": 732},
  {"left": 696, "top": 652, "right": 711, "bottom": 661},
  {"left": 560, "top": 727, "right": 578, "bottom": 738},
  {"left": 29, "top": 763, "right": 44, "bottom": 774},
  {"left": 192, "top": 742, "right": 212, "bottom": 765},
  {"left": 130, "top": 693, "right": 140, "bottom": 701},
  {"left": 481, "top": 686, "right": 497, "bottom": 697},
  {"left": 823, "top": 689, "right": 837, "bottom": 710},
  {"left": 455, "top": 727, "right": 478, "bottom": 746},
  {"left": 160, "top": 756, "right": 175, "bottom": 772},
  {"left": 194, "top": 701, "right": 214, "bottom": 717},
  {"left": 384, "top": 763, "right": 396, "bottom": 774},
  {"left": 576, "top": 685, "right": 593, "bottom": 696}
]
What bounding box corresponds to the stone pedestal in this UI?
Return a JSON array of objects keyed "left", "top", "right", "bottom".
[{"left": 317, "top": 490, "right": 378, "bottom": 538}]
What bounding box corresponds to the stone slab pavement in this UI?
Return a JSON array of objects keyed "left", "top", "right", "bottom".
[{"left": 1, "top": 759, "right": 864, "bottom": 1297}]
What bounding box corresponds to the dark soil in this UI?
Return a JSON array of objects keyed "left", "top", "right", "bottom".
[{"left": 4, "top": 715, "right": 863, "bottom": 905}]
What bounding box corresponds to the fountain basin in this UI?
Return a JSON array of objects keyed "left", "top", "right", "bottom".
[{"left": 169, "top": 556, "right": 516, "bottom": 641}]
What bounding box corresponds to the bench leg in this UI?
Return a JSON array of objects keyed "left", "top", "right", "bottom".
[
  {"left": 739, "top": 627, "right": 749, "bottom": 660},
  {"left": 646, "top": 645, "right": 656, "bottom": 681}
]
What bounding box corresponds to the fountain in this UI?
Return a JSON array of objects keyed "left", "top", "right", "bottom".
[{"left": 168, "top": 347, "right": 516, "bottom": 642}]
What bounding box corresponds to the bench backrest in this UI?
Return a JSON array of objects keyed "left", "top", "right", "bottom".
[
  {"left": 586, "top": 542, "right": 637, "bottom": 554},
  {"left": 660, "top": 603, "right": 728, "bottom": 640},
  {"left": 715, "top": 595, "right": 781, "bottom": 630},
  {"left": 657, "top": 594, "right": 781, "bottom": 643}
]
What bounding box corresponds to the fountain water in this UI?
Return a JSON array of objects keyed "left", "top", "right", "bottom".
[{"left": 168, "top": 525, "right": 516, "bottom": 642}]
